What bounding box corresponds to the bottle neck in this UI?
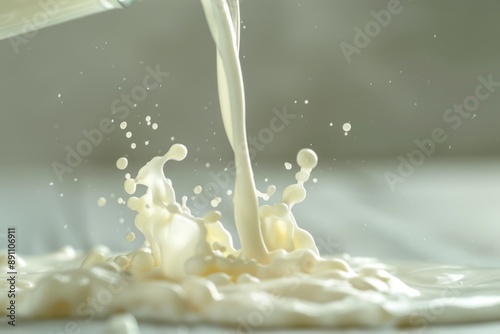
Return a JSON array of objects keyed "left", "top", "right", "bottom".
[{"left": 0, "top": 0, "right": 131, "bottom": 42}]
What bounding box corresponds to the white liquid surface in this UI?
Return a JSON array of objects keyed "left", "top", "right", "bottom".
[{"left": 2, "top": 0, "right": 500, "bottom": 331}]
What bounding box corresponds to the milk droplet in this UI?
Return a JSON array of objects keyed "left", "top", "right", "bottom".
[
  {"left": 194, "top": 186, "right": 203, "bottom": 194},
  {"left": 342, "top": 123, "right": 352, "bottom": 132},
  {"left": 312, "top": 178, "right": 318, "bottom": 183},
  {"left": 104, "top": 313, "right": 140, "bottom": 334},
  {"left": 126, "top": 232, "right": 136, "bottom": 242},
  {"left": 152, "top": 123, "right": 158, "bottom": 130},
  {"left": 126, "top": 131, "right": 132, "bottom": 138},
  {"left": 266, "top": 185, "right": 276, "bottom": 197},
  {"left": 284, "top": 162, "right": 292, "bottom": 170},
  {"left": 116, "top": 157, "right": 128, "bottom": 170},
  {"left": 304, "top": 100, "right": 309, "bottom": 104},
  {"left": 297, "top": 148, "right": 318, "bottom": 169},
  {"left": 120, "top": 122, "right": 127, "bottom": 130},
  {"left": 97, "top": 197, "right": 107, "bottom": 207},
  {"left": 226, "top": 190, "right": 232, "bottom": 196},
  {"left": 145, "top": 115, "right": 151, "bottom": 122},
  {"left": 131, "top": 143, "right": 136, "bottom": 149}
]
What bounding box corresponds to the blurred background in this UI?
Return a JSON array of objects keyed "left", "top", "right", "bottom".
[{"left": 1, "top": 0, "right": 499, "bottom": 267}]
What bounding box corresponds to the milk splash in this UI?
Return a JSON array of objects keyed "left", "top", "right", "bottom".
[{"left": 2, "top": 0, "right": 500, "bottom": 331}]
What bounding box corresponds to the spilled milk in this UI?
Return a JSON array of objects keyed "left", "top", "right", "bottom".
[{"left": 2, "top": 0, "right": 500, "bottom": 332}]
